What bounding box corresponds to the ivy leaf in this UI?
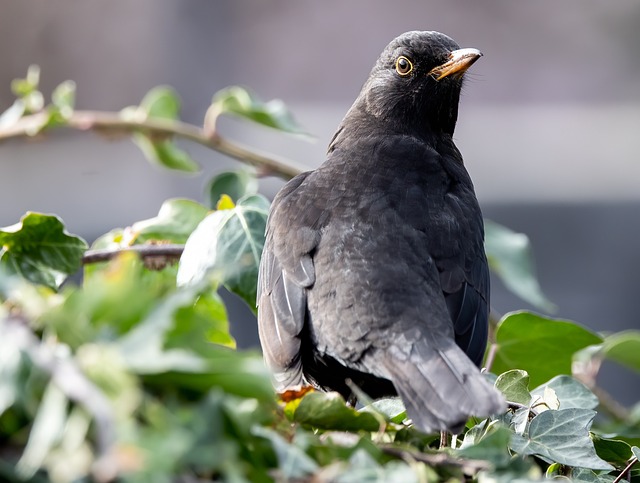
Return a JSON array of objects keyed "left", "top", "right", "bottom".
[
  {"left": 169, "top": 291, "right": 236, "bottom": 351},
  {"left": 361, "top": 397, "right": 407, "bottom": 424},
  {"left": 208, "top": 86, "right": 308, "bottom": 135},
  {"left": 591, "top": 434, "right": 633, "bottom": 467},
  {"left": 0, "top": 212, "right": 88, "bottom": 290},
  {"left": 492, "top": 311, "right": 603, "bottom": 387},
  {"left": 51, "top": 80, "right": 76, "bottom": 118},
  {"left": 293, "top": 392, "right": 381, "bottom": 432},
  {"left": 0, "top": 318, "right": 27, "bottom": 417},
  {"left": 130, "top": 86, "right": 199, "bottom": 173},
  {"left": 0, "top": 99, "right": 26, "bottom": 128},
  {"left": 335, "top": 449, "right": 422, "bottom": 483},
  {"left": 531, "top": 376, "right": 598, "bottom": 410},
  {"left": 16, "top": 382, "right": 68, "bottom": 480},
  {"left": 484, "top": 220, "right": 555, "bottom": 312},
  {"left": 131, "top": 198, "right": 210, "bottom": 245},
  {"left": 206, "top": 170, "right": 258, "bottom": 208},
  {"left": 134, "top": 136, "right": 200, "bottom": 173},
  {"left": 50, "top": 253, "right": 177, "bottom": 348},
  {"left": 569, "top": 467, "right": 617, "bottom": 483},
  {"left": 495, "top": 369, "right": 531, "bottom": 406},
  {"left": 601, "top": 330, "right": 640, "bottom": 373},
  {"left": 11, "top": 65, "right": 41, "bottom": 97},
  {"left": 115, "top": 286, "right": 273, "bottom": 401},
  {"left": 139, "top": 86, "right": 180, "bottom": 120},
  {"left": 458, "top": 426, "right": 513, "bottom": 468},
  {"left": 510, "top": 408, "right": 614, "bottom": 470},
  {"left": 252, "top": 426, "right": 319, "bottom": 480},
  {"left": 177, "top": 194, "right": 270, "bottom": 310}
]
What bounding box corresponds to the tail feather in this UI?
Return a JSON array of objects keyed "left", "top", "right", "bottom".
[{"left": 380, "top": 339, "right": 505, "bottom": 433}]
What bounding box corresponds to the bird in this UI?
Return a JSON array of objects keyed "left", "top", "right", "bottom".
[{"left": 257, "top": 30, "right": 505, "bottom": 433}]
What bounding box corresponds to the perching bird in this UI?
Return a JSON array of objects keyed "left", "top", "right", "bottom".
[{"left": 257, "top": 31, "right": 505, "bottom": 433}]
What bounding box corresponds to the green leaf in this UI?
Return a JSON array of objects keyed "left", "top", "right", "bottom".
[
  {"left": 601, "top": 330, "right": 640, "bottom": 373},
  {"left": 492, "top": 311, "right": 603, "bottom": 387},
  {"left": 0, "top": 318, "right": 27, "bottom": 417},
  {"left": 127, "top": 86, "right": 200, "bottom": 173},
  {"left": 114, "top": 286, "right": 273, "bottom": 401},
  {"left": 495, "top": 369, "right": 531, "bottom": 406},
  {"left": 591, "top": 434, "right": 633, "bottom": 467},
  {"left": 531, "top": 376, "right": 598, "bottom": 410},
  {"left": 11, "top": 65, "right": 41, "bottom": 97},
  {"left": 206, "top": 170, "right": 258, "bottom": 208},
  {"left": 51, "top": 80, "right": 76, "bottom": 118},
  {"left": 458, "top": 426, "right": 513, "bottom": 468},
  {"left": 89, "top": 228, "right": 125, "bottom": 250},
  {"left": 484, "top": 220, "right": 555, "bottom": 311},
  {"left": 169, "top": 291, "right": 236, "bottom": 351},
  {"left": 0, "top": 212, "right": 88, "bottom": 290},
  {"left": 570, "top": 467, "right": 617, "bottom": 483},
  {"left": 293, "top": 392, "right": 381, "bottom": 432},
  {"left": 361, "top": 397, "right": 407, "bottom": 424},
  {"left": 0, "top": 99, "right": 26, "bottom": 128},
  {"left": 134, "top": 134, "right": 200, "bottom": 173},
  {"left": 208, "top": 86, "right": 308, "bottom": 135},
  {"left": 131, "top": 198, "right": 210, "bottom": 245},
  {"left": 124, "top": 87, "right": 200, "bottom": 172},
  {"left": 177, "top": 194, "right": 270, "bottom": 310},
  {"left": 49, "top": 253, "right": 176, "bottom": 347},
  {"left": 252, "top": 426, "right": 319, "bottom": 479},
  {"left": 478, "top": 456, "right": 543, "bottom": 483},
  {"left": 139, "top": 86, "right": 181, "bottom": 120},
  {"left": 16, "top": 382, "right": 68, "bottom": 479},
  {"left": 510, "top": 408, "right": 614, "bottom": 470}
]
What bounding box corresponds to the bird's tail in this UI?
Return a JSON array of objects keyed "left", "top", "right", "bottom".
[{"left": 379, "top": 338, "right": 505, "bottom": 434}]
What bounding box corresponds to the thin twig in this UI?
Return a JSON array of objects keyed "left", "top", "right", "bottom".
[
  {"left": 0, "top": 110, "right": 304, "bottom": 179},
  {"left": 612, "top": 456, "right": 637, "bottom": 483},
  {"left": 483, "top": 342, "right": 498, "bottom": 373},
  {"left": 380, "top": 445, "right": 491, "bottom": 474},
  {"left": 82, "top": 244, "right": 184, "bottom": 265},
  {"left": 590, "top": 385, "right": 631, "bottom": 423}
]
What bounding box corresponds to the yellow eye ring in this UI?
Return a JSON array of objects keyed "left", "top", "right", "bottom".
[{"left": 395, "top": 56, "right": 413, "bottom": 76}]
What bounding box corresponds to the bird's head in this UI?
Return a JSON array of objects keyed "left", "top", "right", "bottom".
[{"left": 354, "top": 31, "right": 481, "bottom": 138}]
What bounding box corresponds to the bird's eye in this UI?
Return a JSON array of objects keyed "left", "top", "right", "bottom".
[{"left": 395, "top": 56, "right": 413, "bottom": 76}]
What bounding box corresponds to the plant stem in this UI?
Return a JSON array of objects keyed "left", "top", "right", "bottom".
[
  {"left": 82, "top": 244, "right": 184, "bottom": 265},
  {"left": 0, "top": 110, "right": 304, "bottom": 179}
]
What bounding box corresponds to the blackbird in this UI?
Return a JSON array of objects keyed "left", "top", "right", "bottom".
[{"left": 257, "top": 30, "right": 505, "bottom": 433}]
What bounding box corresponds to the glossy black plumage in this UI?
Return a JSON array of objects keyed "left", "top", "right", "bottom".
[{"left": 257, "top": 31, "right": 505, "bottom": 433}]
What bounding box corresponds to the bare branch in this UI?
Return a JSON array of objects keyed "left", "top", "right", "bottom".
[
  {"left": 380, "top": 445, "right": 491, "bottom": 474},
  {"left": 82, "top": 244, "right": 184, "bottom": 265},
  {"left": 612, "top": 456, "right": 638, "bottom": 483},
  {"left": 0, "top": 110, "right": 304, "bottom": 179}
]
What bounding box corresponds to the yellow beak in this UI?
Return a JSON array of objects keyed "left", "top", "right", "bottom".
[{"left": 429, "top": 48, "right": 483, "bottom": 81}]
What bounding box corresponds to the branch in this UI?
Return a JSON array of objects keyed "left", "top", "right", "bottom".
[
  {"left": 612, "top": 456, "right": 638, "bottom": 483},
  {"left": 380, "top": 445, "right": 491, "bottom": 474},
  {"left": 0, "top": 110, "right": 304, "bottom": 179},
  {"left": 82, "top": 244, "right": 184, "bottom": 265}
]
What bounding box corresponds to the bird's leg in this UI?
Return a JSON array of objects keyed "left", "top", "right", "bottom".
[{"left": 439, "top": 430, "right": 449, "bottom": 449}]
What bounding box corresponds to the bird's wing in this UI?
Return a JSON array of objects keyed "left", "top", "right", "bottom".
[
  {"left": 437, "top": 190, "right": 490, "bottom": 367},
  {"left": 257, "top": 172, "right": 318, "bottom": 392},
  {"left": 442, "top": 258, "right": 489, "bottom": 367}
]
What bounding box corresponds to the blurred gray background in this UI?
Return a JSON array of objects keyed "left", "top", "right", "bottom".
[{"left": 1, "top": 1, "right": 639, "bottom": 406}]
